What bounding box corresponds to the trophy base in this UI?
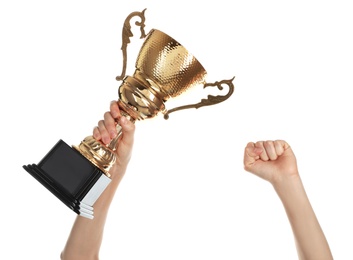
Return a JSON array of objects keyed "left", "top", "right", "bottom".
[{"left": 23, "top": 139, "right": 111, "bottom": 219}]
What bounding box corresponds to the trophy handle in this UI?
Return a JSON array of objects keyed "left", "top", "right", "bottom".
[
  {"left": 116, "top": 9, "right": 147, "bottom": 81},
  {"left": 163, "top": 77, "right": 235, "bottom": 119}
]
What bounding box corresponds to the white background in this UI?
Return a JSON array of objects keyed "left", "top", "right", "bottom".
[{"left": 1, "top": 0, "right": 352, "bottom": 259}]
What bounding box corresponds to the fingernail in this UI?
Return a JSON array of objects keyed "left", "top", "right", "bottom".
[
  {"left": 120, "top": 116, "right": 126, "bottom": 125},
  {"left": 110, "top": 131, "right": 117, "bottom": 138}
]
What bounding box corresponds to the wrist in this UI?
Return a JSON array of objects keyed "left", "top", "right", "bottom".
[
  {"left": 271, "top": 172, "right": 302, "bottom": 195},
  {"left": 107, "top": 163, "right": 128, "bottom": 185}
]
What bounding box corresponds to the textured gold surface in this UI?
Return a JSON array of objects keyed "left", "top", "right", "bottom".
[{"left": 135, "top": 29, "right": 207, "bottom": 99}]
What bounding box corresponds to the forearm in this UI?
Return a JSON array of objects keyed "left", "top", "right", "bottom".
[
  {"left": 273, "top": 175, "right": 333, "bottom": 260},
  {"left": 61, "top": 164, "right": 126, "bottom": 260}
]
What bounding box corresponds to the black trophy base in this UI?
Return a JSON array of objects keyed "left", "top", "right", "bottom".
[{"left": 23, "top": 139, "right": 111, "bottom": 219}]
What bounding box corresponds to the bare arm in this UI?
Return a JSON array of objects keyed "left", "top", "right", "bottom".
[
  {"left": 243, "top": 140, "right": 333, "bottom": 260},
  {"left": 61, "top": 101, "right": 135, "bottom": 260}
]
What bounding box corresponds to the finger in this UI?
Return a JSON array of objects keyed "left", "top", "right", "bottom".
[
  {"left": 255, "top": 141, "right": 269, "bottom": 161},
  {"left": 279, "top": 139, "right": 290, "bottom": 151},
  {"left": 93, "top": 126, "right": 101, "bottom": 140},
  {"left": 98, "top": 119, "right": 111, "bottom": 145},
  {"left": 264, "top": 140, "right": 278, "bottom": 160},
  {"left": 274, "top": 140, "right": 285, "bottom": 156},
  {"left": 119, "top": 116, "right": 135, "bottom": 147},
  {"left": 103, "top": 111, "right": 117, "bottom": 139},
  {"left": 110, "top": 100, "right": 121, "bottom": 119}
]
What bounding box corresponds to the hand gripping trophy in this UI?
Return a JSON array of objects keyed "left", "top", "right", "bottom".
[{"left": 23, "top": 9, "right": 235, "bottom": 219}]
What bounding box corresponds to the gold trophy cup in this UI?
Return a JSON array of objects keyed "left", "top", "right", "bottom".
[
  {"left": 74, "top": 9, "right": 235, "bottom": 176},
  {"left": 23, "top": 9, "right": 234, "bottom": 219}
]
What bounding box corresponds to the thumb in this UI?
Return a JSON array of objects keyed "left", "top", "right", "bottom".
[{"left": 243, "top": 142, "right": 263, "bottom": 171}]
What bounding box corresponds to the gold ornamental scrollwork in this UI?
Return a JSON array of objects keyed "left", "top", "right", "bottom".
[
  {"left": 163, "top": 77, "right": 235, "bottom": 119},
  {"left": 116, "top": 9, "right": 147, "bottom": 81}
]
